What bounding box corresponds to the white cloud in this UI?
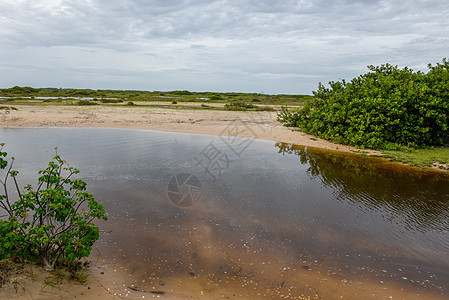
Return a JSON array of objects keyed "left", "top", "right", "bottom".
[{"left": 0, "top": 0, "right": 448, "bottom": 93}]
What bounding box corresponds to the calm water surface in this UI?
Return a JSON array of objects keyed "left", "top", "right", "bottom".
[{"left": 1, "top": 127, "right": 448, "bottom": 299}]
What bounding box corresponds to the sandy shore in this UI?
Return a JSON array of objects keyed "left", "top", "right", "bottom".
[{"left": 0, "top": 104, "right": 375, "bottom": 154}]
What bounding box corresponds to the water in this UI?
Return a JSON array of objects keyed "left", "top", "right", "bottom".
[{"left": 1, "top": 127, "right": 448, "bottom": 299}]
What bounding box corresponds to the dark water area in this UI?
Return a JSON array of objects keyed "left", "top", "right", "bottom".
[{"left": 1, "top": 127, "right": 448, "bottom": 299}]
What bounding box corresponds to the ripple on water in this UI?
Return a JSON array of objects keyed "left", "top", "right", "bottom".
[{"left": 1, "top": 127, "right": 448, "bottom": 298}]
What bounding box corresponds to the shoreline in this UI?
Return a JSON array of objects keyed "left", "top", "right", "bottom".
[
  {"left": 0, "top": 104, "right": 373, "bottom": 154},
  {"left": 0, "top": 104, "right": 376, "bottom": 158},
  {"left": 3, "top": 104, "right": 448, "bottom": 173}
]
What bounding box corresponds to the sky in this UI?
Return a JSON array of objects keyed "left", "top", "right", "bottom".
[{"left": 0, "top": 0, "right": 448, "bottom": 94}]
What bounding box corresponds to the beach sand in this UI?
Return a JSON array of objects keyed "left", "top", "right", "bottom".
[{"left": 0, "top": 104, "right": 373, "bottom": 154}]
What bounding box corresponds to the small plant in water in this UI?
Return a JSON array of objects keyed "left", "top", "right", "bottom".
[
  {"left": 70, "top": 271, "right": 89, "bottom": 284},
  {"left": 0, "top": 144, "right": 107, "bottom": 271}
]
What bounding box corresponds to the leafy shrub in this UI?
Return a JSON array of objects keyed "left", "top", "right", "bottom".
[
  {"left": 224, "top": 102, "right": 274, "bottom": 112},
  {"left": 278, "top": 59, "right": 449, "bottom": 149},
  {"left": 99, "top": 99, "right": 123, "bottom": 103},
  {"left": 209, "top": 95, "right": 222, "bottom": 101},
  {"left": 126, "top": 101, "right": 135, "bottom": 106},
  {"left": 0, "top": 106, "right": 18, "bottom": 111},
  {"left": 0, "top": 145, "right": 107, "bottom": 271},
  {"left": 1, "top": 86, "right": 38, "bottom": 94},
  {"left": 224, "top": 102, "right": 255, "bottom": 111},
  {"left": 169, "top": 90, "right": 193, "bottom": 95},
  {"left": 171, "top": 101, "right": 177, "bottom": 104},
  {"left": 67, "top": 89, "right": 97, "bottom": 97},
  {"left": 277, "top": 106, "right": 300, "bottom": 127},
  {"left": 43, "top": 98, "right": 63, "bottom": 103},
  {"left": 76, "top": 100, "right": 98, "bottom": 106}
]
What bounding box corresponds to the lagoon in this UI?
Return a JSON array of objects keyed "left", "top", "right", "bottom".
[{"left": 1, "top": 127, "right": 448, "bottom": 299}]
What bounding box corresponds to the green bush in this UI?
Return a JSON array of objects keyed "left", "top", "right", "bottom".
[
  {"left": 100, "top": 99, "right": 123, "bottom": 103},
  {"left": 224, "top": 102, "right": 255, "bottom": 111},
  {"left": 43, "top": 98, "right": 63, "bottom": 103},
  {"left": 76, "top": 100, "right": 98, "bottom": 106},
  {"left": 1, "top": 86, "right": 38, "bottom": 94},
  {"left": 67, "top": 89, "right": 97, "bottom": 97},
  {"left": 0, "top": 145, "right": 107, "bottom": 271},
  {"left": 169, "top": 90, "right": 193, "bottom": 95},
  {"left": 278, "top": 59, "right": 449, "bottom": 149},
  {"left": 209, "top": 95, "right": 222, "bottom": 101},
  {"left": 0, "top": 106, "right": 18, "bottom": 111}
]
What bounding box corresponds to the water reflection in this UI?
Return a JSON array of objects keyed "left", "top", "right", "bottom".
[
  {"left": 1, "top": 128, "right": 448, "bottom": 299},
  {"left": 275, "top": 142, "right": 449, "bottom": 233}
]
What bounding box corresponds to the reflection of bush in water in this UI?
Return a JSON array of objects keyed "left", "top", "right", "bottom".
[{"left": 275, "top": 142, "right": 449, "bottom": 232}]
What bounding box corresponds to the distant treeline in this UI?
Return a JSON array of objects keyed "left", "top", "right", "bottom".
[{"left": 0, "top": 87, "right": 312, "bottom": 105}]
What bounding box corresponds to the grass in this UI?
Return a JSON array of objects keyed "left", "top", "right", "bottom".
[
  {"left": 0, "top": 86, "right": 311, "bottom": 106},
  {"left": 1, "top": 86, "right": 308, "bottom": 112},
  {"left": 380, "top": 147, "right": 449, "bottom": 169},
  {"left": 0, "top": 259, "right": 17, "bottom": 279},
  {"left": 224, "top": 102, "right": 275, "bottom": 111},
  {"left": 100, "top": 99, "right": 123, "bottom": 103},
  {"left": 76, "top": 100, "right": 99, "bottom": 106},
  {"left": 25, "top": 265, "right": 36, "bottom": 281},
  {"left": 0, "top": 106, "right": 18, "bottom": 110},
  {"left": 43, "top": 269, "right": 65, "bottom": 289},
  {"left": 1, "top": 258, "right": 92, "bottom": 295},
  {"left": 41, "top": 268, "right": 90, "bottom": 292},
  {"left": 4, "top": 97, "right": 283, "bottom": 112},
  {"left": 0, "top": 259, "right": 25, "bottom": 293},
  {"left": 70, "top": 271, "right": 89, "bottom": 284}
]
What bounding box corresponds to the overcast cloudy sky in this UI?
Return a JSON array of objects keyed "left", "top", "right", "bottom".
[{"left": 0, "top": 0, "right": 448, "bottom": 94}]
